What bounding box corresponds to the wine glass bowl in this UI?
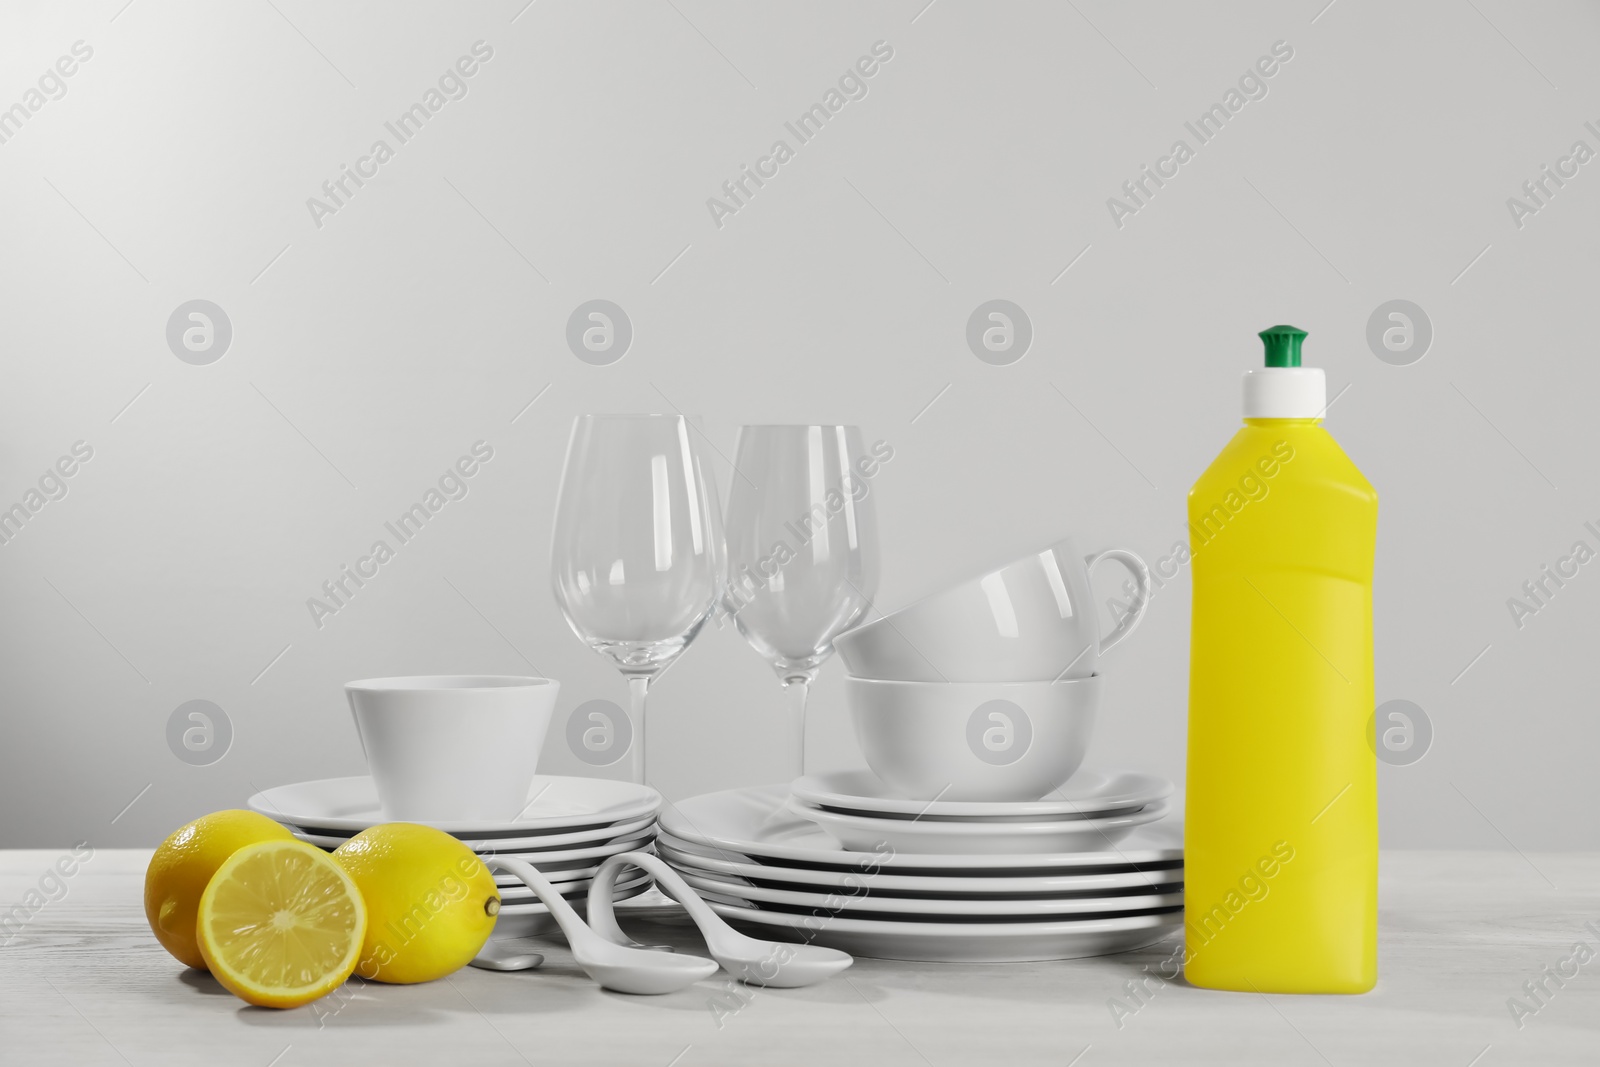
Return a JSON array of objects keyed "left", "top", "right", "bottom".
[
  {"left": 722, "top": 425, "right": 880, "bottom": 775},
  {"left": 551, "top": 414, "right": 724, "bottom": 783}
]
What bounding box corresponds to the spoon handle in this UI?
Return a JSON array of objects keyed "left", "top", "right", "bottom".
[
  {"left": 488, "top": 857, "right": 604, "bottom": 950},
  {"left": 588, "top": 851, "right": 735, "bottom": 945},
  {"left": 585, "top": 854, "right": 640, "bottom": 946}
]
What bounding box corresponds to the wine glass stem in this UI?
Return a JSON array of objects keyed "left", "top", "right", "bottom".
[
  {"left": 627, "top": 675, "right": 650, "bottom": 786},
  {"left": 786, "top": 678, "right": 810, "bottom": 779}
]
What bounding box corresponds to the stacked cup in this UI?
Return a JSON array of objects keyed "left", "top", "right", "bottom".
[{"left": 832, "top": 537, "right": 1152, "bottom": 802}]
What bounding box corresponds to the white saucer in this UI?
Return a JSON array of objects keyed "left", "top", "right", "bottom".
[
  {"left": 793, "top": 800, "right": 1169, "bottom": 855},
  {"left": 285, "top": 814, "right": 656, "bottom": 853},
  {"left": 660, "top": 786, "right": 1182, "bottom": 871},
  {"left": 657, "top": 838, "right": 1181, "bottom": 894},
  {"left": 708, "top": 902, "right": 1182, "bottom": 963},
  {"left": 291, "top": 828, "right": 656, "bottom": 866},
  {"left": 791, "top": 768, "right": 1173, "bottom": 821},
  {"left": 248, "top": 775, "right": 661, "bottom": 835},
  {"left": 681, "top": 870, "right": 1183, "bottom": 917}
]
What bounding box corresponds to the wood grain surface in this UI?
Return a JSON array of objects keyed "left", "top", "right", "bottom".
[{"left": 1, "top": 850, "right": 1595, "bottom": 1066}]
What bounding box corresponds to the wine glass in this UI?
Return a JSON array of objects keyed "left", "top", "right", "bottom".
[
  {"left": 551, "top": 414, "right": 724, "bottom": 786},
  {"left": 722, "top": 425, "right": 880, "bottom": 777}
]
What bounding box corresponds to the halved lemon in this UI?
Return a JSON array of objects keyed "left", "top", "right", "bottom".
[
  {"left": 144, "top": 809, "right": 295, "bottom": 970},
  {"left": 197, "top": 840, "right": 368, "bottom": 1009}
]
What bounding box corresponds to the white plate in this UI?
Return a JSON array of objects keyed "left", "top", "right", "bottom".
[
  {"left": 657, "top": 838, "right": 1181, "bottom": 893},
  {"left": 660, "top": 785, "right": 1182, "bottom": 871},
  {"left": 707, "top": 902, "right": 1182, "bottom": 962},
  {"left": 495, "top": 853, "right": 654, "bottom": 891},
  {"left": 680, "top": 869, "right": 1183, "bottom": 917},
  {"left": 493, "top": 862, "right": 616, "bottom": 888},
  {"left": 794, "top": 800, "right": 1169, "bottom": 855},
  {"left": 284, "top": 814, "right": 656, "bottom": 853},
  {"left": 498, "top": 870, "right": 651, "bottom": 907},
  {"left": 493, "top": 877, "right": 651, "bottom": 938},
  {"left": 491, "top": 851, "right": 641, "bottom": 878},
  {"left": 248, "top": 775, "right": 661, "bottom": 835},
  {"left": 792, "top": 768, "right": 1173, "bottom": 821},
  {"left": 292, "top": 828, "right": 656, "bottom": 866}
]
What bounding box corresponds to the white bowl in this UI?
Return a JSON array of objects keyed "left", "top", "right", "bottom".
[
  {"left": 831, "top": 538, "right": 1149, "bottom": 682},
  {"left": 847, "top": 675, "right": 1100, "bottom": 802},
  {"left": 346, "top": 675, "right": 558, "bottom": 822}
]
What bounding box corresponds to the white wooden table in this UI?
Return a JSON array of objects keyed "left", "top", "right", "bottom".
[{"left": 1, "top": 850, "right": 1594, "bottom": 1066}]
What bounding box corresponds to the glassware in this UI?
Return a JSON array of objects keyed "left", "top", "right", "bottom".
[
  {"left": 722, "top": 425, "right": 880, "bottom": 777},
  {"left": 551, "top": 414, "right": 724, "bottom": 785}
]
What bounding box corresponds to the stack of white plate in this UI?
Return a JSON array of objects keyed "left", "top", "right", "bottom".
[
  {"left": 659, "top": 771, "right": 1181, "bottom": 963},
  {"left": 247, "top": 775, "right": 662, "bottom": 937}
]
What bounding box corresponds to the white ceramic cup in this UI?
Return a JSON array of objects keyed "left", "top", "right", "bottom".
[
  {"left": 345, "top": 675, "right": 558, "bottom": 822},
  {"left": 832, "top": 537, "right": 1151, "bottom": 682},
  {"left": 847, "top": 675, "right": 1100, "bottom": 802}
]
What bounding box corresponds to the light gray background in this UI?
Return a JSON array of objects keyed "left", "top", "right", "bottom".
[{"left": 1, "top": 0, "right": 1595, "bottom": 851}]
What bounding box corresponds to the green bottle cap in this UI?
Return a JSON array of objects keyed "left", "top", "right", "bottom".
[{"left": 1259, "top": 325, "right": 1307, "bottom": 368}]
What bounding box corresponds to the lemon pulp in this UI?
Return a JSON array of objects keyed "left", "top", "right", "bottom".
[{"left": 198, "top": 840, "right": 367, "bottom": 1008}]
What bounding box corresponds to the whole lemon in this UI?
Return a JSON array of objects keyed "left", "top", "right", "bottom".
[
  {"left": 331, "top": 823, "right": 501, "bottom": 984},
  {"left": 144, "top": 809, "right": 295, "bottom": 970}
]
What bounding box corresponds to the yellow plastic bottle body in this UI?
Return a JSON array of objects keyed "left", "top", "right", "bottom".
[{"left": 1184, "top": 418, "right": 1377, "bottom": 994}]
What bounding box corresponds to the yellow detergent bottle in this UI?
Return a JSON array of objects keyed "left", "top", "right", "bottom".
[{"left": 1184, "top": 325, "right": 1378, "bottom": 994}]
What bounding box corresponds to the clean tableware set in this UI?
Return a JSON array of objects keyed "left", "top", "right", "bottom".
[
  {"left": 658, "top": 779, "right": 1182, "bottom": 964},
  {"left": 247, "top": 673, "right": 850, "bottom": 993},
  {"left": 248, "top": 676, "right": 661, "bottom": 939},
  {"left": 658, "top": 527, "right": 1181, "bottom": 962},
  {"left": 239, "top": 327, "right": 1380, "bottom": 993},
  {"left": 247, "top": 771, "right": 662, "bottom": 940},
  {"left": 248, "top": 416, "right": 1181, "bottom": 983}
]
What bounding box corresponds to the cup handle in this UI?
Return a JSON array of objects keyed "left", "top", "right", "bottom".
[{"left": 1085, "top": 548, "right": 1151, "bottom": 657}]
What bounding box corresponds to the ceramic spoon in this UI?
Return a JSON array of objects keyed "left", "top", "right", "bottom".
[
  {"left": 588, "top": 851, "right": 853, "bottom": 988},
  {"left": 582, "top": 854, "right": 719, "bottom": 954},
  {"left": 489, "top": 857, "right": 717, "bottom": 995},
  {"left": 469, "top": 942, "right": 545, "bottom": 972}
]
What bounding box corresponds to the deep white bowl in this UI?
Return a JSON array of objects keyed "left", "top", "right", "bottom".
[
  {"left": 847, "top": 675, "right": 1100, "bottom": 802},
  {"left": 832, "top": 538, "right": 1148, "bottom": 682}
]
